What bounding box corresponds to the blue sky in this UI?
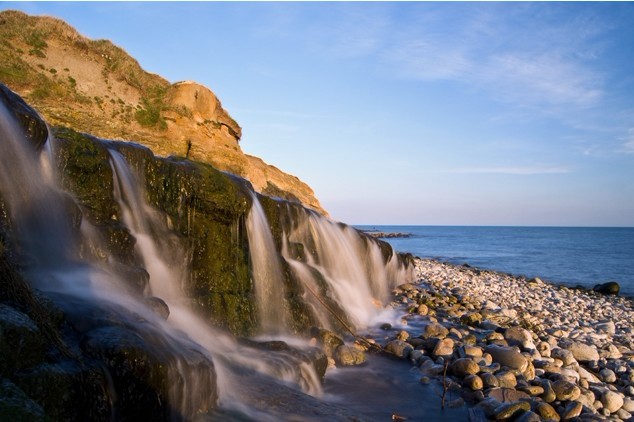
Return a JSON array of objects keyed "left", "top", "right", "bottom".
[{"left": 5, "top": 2, "right": 634, "bottom": 226}]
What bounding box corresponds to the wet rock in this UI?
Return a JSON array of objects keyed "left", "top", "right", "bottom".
[
  {"left": 144, "top": 297, "right": 170, "bottom": 320},
  {"left": 385, "top": 340, "right": 413, "bottom": 359},
  {"left": 80, "top": 325, "right": 217, "bottom": 420},
  {"left": 396, "top": 330, "right": 409, "bottom": 341},
  {"left": 601, "top": 390, "right": 624, "bottom": 413},
  {"left": 450, "top": 358, "right": 479, "bottom": 377},
  {"left": 420, "top": 322, "right": 449, "bottom": 339},
  {"left": 310, "top": 328, "right": 344, "bottom": 359},
  {"left": 416, "top": 304, "right": 429, "bottom": 316},
  {"left": 493, "top": 401, "right": 530, "bottom": 420},
  {"left": 461, "top": 345, "right": 483, "bottom": 359},
  {"left": 0, "top": 378, "right": 46, "bottom": 421},
  {"left": 432, "top": 338, "right": 454, "bottom": 357},
  {"left": 593, "top": 281, "right": 619, "bottom": 295},
  {"left": 14, "top": 360, "right": 110, "bottom": 420},
  {"left": 333, "top": 345, "right": 366, "bottom": 366},
  {"left": 460, "top": 311, "right": 482, "bottom": 326},
  {"left": 0, "top": 84, "right": 48, "bottom": 150},
  {"left": 484, "top": 345, "right": 528, "bottom": 372},
  {"left": 0, "top": 304, "right": 45, "bottom": 376},
  {"left": 517, "top": 385, "right": 544, "bottom": 396}
]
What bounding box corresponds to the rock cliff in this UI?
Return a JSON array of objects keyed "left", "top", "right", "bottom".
[{"left": 0, "top": 10, "right": 326, "bottom": 215}]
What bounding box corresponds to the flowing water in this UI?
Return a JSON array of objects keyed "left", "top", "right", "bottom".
[
  {"left": 245, "top": 192, "right": 288, "bottom": 333},
  {"left": 1, "top": 99, "right": 433, "bottom": 420}
]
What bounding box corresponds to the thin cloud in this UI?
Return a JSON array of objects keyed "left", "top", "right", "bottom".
[
  {"left": 448, "top": 166, "right": 573, "bottom": 175},
  {"left": 621, "top": 128, "right": 634, "bottom": 154}
]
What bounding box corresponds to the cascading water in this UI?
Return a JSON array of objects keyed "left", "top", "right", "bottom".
[
  {"left": 281, "top": 207, "right": 412, "bottom": 330},
  {"left": 108, "top": 148, "right": 323, "bottom": 416},
  {"left": 246, "top": 192, "right": 288, "bottom": 333},
  {"left": 0, "top": 102, "right": 218, "bottom": 420}
]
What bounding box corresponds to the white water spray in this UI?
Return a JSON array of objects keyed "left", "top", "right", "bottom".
[{"left": 246, "top": 192, "right": 288, "bottom": 333}]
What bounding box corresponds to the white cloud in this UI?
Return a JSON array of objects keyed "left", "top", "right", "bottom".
[
  {"left": 621, "top": 128, "right": 634, "bottom": 154},
  {"left": 448, "top": 166, "right": 572, "bottom": 175}
]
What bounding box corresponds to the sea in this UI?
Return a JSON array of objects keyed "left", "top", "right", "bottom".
[{"left": 356, "top": 226, "right": 634, "bottom": 297}]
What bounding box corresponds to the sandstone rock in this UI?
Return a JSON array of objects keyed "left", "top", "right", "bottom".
[
  {"left": 551, "top": 380, "right": 581, "bottom": 401},
  {"left": 595, "top": 321, "right": 616, "bottom": 336},
  {"left": 421, "top": 323, "right": 449, "bottom": 340},
  {"left": 560, "top": 339, "right": 599, "bottom": 363},
  {"left": 561, "top": 400, "right": 583, "bottom": 420},
  {"left": 310, "top": 328, "right": 344, "bottom": 358},
  {"left": 504, "top": 326, "right": 535, "bottom": 350},
  {"left": 515, "top": 410, "right": 541, "bottom": 422},
  {"left": 599, "top": 368, "right": 617, "bottom": 383},
  {"left": 333, "top": 345, "right": 366, "bottom": 366},
  {"left": 487, "top": 388, "right": 529, "bottom": 403},
  {"left": 416, "top": 304, "right": 429, "bottom": 315},
  {"left": 551, "top": 348, "right": 576, "bottom": 366},
  {"left": 622, "top": 397, "right": 634, "bottom": 413},
  {"left": 396, "top": 330, "right": 409, "bottom": 341},
  {"left": 462, "top": 345, "right": 483, "bottom": 359},
  {"left": 484, "top": 345, "right": 528, "bottom": 372},
  {"left": 535, "top": 401, "right": 560, "bottom": 421},
  {"left": 493, "top": 401, "right": 530, "bottom": 420},
  {"left": 432, "top": 338, "right": 454, "bottom": 357},
  {"left": 496, "top": 371, "right": 517, "bottom": 389},
  {"left": 463, "top": 374, "right": 483, "bottom": 391},
  {"left": 601, "top": 390, "right": 624, "bottom": 413},
  {"left": 450, "top": 358, "right": 480, "bottom": 377},
  {"left": 479, "top": 372, "right": 498, "bottom": 389},
  {"left": 540, "top": 379, "right": 557, "bottom": 403},
  {"left": 385, "top": 340, "right": 413, "bottom": 359}
]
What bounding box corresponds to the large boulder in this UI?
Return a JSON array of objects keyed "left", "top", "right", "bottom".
[
  {"left": 484, "top": 344, "right": 528, "bottom": 372},
  {"left": 593, "top": 281, "right": 620, "bottom": 295}
]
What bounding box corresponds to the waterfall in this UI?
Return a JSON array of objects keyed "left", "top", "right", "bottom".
[
  {"left": 0, "top": 103, "right": 218, "bottom": 419},
  {"left": 246, "top": 192, "right": 288, "bottom": 333},
  {"left": 107, "top": 149, "right": 323, "bottom": 412},
  {"left": 282, "top": 208, "right": 411, "bottom": 330}
]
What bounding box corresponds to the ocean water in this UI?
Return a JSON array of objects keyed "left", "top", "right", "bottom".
[{"left": 357, "top": 226, "right": 634, "bottom": 297}]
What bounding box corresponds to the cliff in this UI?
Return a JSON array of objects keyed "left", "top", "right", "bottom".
[{"left": 0, "top": 10, "right": 326, "bottom": 215}]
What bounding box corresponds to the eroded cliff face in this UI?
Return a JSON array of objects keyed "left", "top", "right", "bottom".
[{"left": 0, "top": 10, "right": 327, "bottom": 215}]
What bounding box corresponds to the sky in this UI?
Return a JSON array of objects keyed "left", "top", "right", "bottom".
[{"left": 4, "top": 2, "right": 634, "bottom": 227}]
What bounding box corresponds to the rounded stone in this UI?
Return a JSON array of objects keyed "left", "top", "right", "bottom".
[
  {"left": 551, "top": 380, "right": 581, "bottom": 402},
  {"left": 450, "top": 358, "right": 480, "bottom": 377},
  {"left": 599, "top": 368, "right": 617, "bottom": 383},
  {"left": 432, "top": 338, "right": 454, "bottom": 357},
  {"left": 333, "top": 345, "right": 366, "bottom": 366},
  {"left": 481, "top": 372, "right": 499, "bottom": 388},
  {"left": 551, "top": 348, "right": 576, "bottom": 366},
  {"left": 561, "top": 401, "right": 583, "bottom": 420},
  {"left": 493, "top": 401, "right": 531, "bottom": 420},
  {"left": 535, "top": 401, "right": 560, "bottom": 421},
  {"left": 421, "top": 322, "right": 449, "bottom": 339},
  {"left": 560, "top": 340, "right": 599, "bottom": 363},
  {"left": 463, "top": 374, "right": 483, "bottom": 391},
  {"left": 540, "top": 380, "right": 557, "bottom": 403},
  {"left": 601, "top": 390, "right": 624, "bottom": 413},
  {"left": 416, "top": 304, "right": 429, "bottom": 316},
  {"left": 484, "top": 345, "right": 528, "bottom": 372},
  {"left": 504, "top": 326, "right": 535, "bottom": 350},
  {"left": 385, "top": 340, "right": 413, "bottom": 359},
  {"left": 622, "top": 397, "right": 634, "bottom": 413},
  {"left": 496, "top": 371, "right": 517, "bottom": 389}
]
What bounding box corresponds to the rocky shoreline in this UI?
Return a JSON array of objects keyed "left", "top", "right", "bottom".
[{"left": 371, "top": 258, "right": 634, "bottom": 421}]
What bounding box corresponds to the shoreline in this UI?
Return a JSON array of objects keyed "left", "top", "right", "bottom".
[{"left": 372, "top": 257, "right": 634, "bottom": 421}]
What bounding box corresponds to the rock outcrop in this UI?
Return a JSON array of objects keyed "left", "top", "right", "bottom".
[{"left": 0, "top": 9, "right": 327, "bottom": 215}]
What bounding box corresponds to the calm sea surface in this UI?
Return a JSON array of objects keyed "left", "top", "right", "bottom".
[{"left": 357, "top": 226, "right": 634, "bottom": 297}]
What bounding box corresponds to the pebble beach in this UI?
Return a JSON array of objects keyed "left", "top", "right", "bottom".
[{"left": 375, "top": 258, "right": 634, "bottom": 421}]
